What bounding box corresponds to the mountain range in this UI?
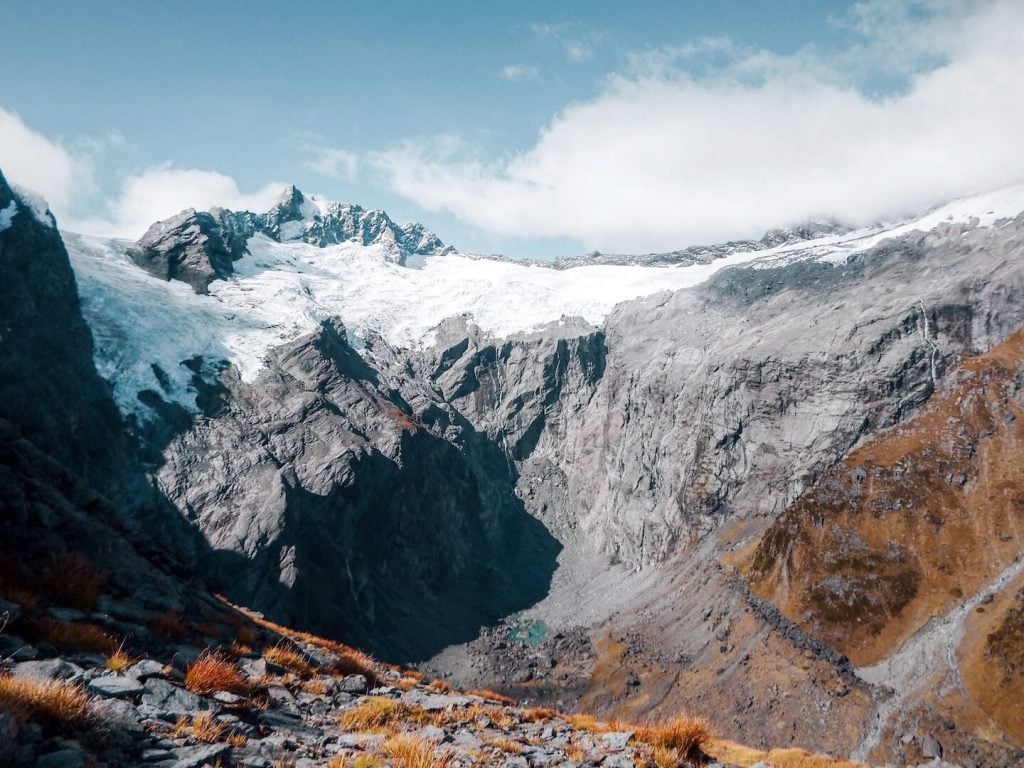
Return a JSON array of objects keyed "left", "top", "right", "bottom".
[{"left": 2, "top": 166, "right": 1024, "bottom": 767}]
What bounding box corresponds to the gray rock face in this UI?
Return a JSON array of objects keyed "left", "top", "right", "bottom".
[
  {"left": 126, "top": 208, "right": 249, "bottom": 294},
  {"left": 128, "top": 185, "right": 449, "bottom": 293},
  {"left": 148, "top": 318, "right": 559, "bottom": 660},
  {"left": 414, "top": 218, "right": 1024, "bottom": 568}
]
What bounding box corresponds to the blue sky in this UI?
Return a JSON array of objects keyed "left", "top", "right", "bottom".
[{"left": 2, "top": 1, "right": 1022, "bottom": 257}]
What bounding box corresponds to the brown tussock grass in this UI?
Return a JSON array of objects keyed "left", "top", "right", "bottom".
[
  {"left": 465, "top": 688, "right": 515, "bottom": 705},
  {"left": 564, "top": 743, "right": 586, "bottom": 762},
  {"left": 651, "top": 746, "right": 681, "bottom": 768},
  {"left": 396, "top": 676, "right": 419, "bottom": 691},
  {"left": 381, "top": 733, "right": 455, "bottom": 768},
  {"left": 105, "top": 646, "right": 134, "bottom": 673},
  {"left": 42, "top": 552, "right": 106, "bottom": 611},
  {"left": 303, "top": 677, "right": 332, "bottom": 696},
  {"left": 427, "top": 679, "right": 451, "bottom": 693},
  {"left": 338, "top": 696, "right": 405, "bottom": 732},
  {"left": 521, "top": 706, "right": 562, "bottom": 723},
  {"left": 0, "top": 673, "right": 92, "bottom": 728},
  {"left": 184, "top": 652, "right": 249, "bottom": 696},
  {"left": 634, "top": 715, "right": 713, "bottom": 758},
  {"left": 489, "top": 738, "right": 524, "bottom": 754},
  {"left": 34, "top": 618, "right": 117, "bottom": 654},
  {"left": 264, "top": 644, "right": 316, "bottom": 677},
  {"left": 171, "top": 712, "right": 229, "bottom": 743},
  {"left": 150, "top": 611, "right": 189, "bottom": 640}
]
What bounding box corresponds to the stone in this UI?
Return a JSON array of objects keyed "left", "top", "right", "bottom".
[
  {"left": 128, "top": 659, "right": 167, "bottom": 680},
  {"left": 601, "top": 732, "right": 634, "bottom": 751},
  {"left": 337, "top": 674, "right": 367, "bottom": 693},
  {"left": 0, "top": 712, "right": 17, "bottom": 764},
  {"left": 416, "top": 725, "right": 448, "bottom": 743},
  {"left": 88, "top": 674, "right": 145, "bottom": 698},
  {"left": 0, "top": 635, "right": 39, "bottom": 661},
  {"left": 921, "top": 733, "right": 943, "bottom": 759},
  {"left": 91, "top": 698, "right": 146, "bottom": 733},
  {"left": 12, "top": 658, "right": 84, "bottom": 682},
  {"left": 213, "top": 691, "right": 243, "bottom": 705},
  {"left": 141, "top": 678, "right": 210, "bottom": 715},
  {"left": 602, "top": 755, "right": 634, "bottom": 768},
  {"left": 168, "top": 742, "right": 231, "bottom": 768}
]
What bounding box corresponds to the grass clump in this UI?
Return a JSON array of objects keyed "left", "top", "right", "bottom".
[
  {"left": 0, "top": 674, "right": 92, "bottom": 728},
  {"left": 105, "top": 646, "right": 133, "bottom": 673},
  {"left": 634, "top": 715, "right": 713, "bottom": 758},
  {"left": 466, "top": 688, "right": 515, "bottom": 705},
  {"left": 338, "top": 696, "right": 408, "bottom": 733},
  {"left": 184, "top": 651, "right": 248, "bottom": 696},
  {"left": 381, "top": 733, "right": 455, "bottom": 768},
  {"left": 264, "top": 644, "right": 316, "bottom": 677}
]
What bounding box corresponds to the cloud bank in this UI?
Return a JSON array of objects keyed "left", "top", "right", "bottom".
[
  {"left": 0, "top": 108, "right": 285, "bottom": 237},
  {"left": 374, "top": 0, "right": 1024, "bottom": 252}
]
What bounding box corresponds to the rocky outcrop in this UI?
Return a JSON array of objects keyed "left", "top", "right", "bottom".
[
  {"left": 147, "top": 319, "right": 559, "bottom": 661},
  {"left": 128, "top": 186, "right": 449, "bottom": 293},
  {"left": 421, "top": 219, "right": 1024, "bottom": 571}
]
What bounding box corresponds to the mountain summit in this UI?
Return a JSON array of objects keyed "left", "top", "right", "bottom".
[{"left": 126, "top": 186, "right": 449, "bottom": 293}]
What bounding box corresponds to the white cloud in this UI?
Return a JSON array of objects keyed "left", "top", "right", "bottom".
[
  {"left": 500, "top": 64, "right": 541, "bottom": 82},
  {"left": 303, "top": 147, "right": 359, "bottom": 181},
  {"left": 0, "top": 108, "right": 86, "bottom": 213},
  {"left": 376, "top": 0, "right": 1024, "bottom": 252},
  {"left": 75, "top": 166, "right": 286, "bottom": 237},
  {"left": 0, "top": 108, "right": 285, "bottom": 238}
]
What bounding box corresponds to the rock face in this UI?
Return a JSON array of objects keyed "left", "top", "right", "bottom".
[
  {"left": 148, "top": 318, "right": 560, "bottom": 661},
  {"left": 128, "top": 186, "right": 449, "bottom": 293},
  {"left": 0, "top": 170, "right": 128, "bottom": 491},
  {"left": 417, "top": 220, "right": 1024, "bottom": 570}
]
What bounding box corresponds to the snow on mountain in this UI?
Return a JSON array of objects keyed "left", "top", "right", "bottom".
[{"left": 64, "top": 183, "right": 1024, "bottom": 417}]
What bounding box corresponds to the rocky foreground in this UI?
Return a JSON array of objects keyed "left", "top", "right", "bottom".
[{"left": 0, "top": 563, "right": 884, "bottom": 768}]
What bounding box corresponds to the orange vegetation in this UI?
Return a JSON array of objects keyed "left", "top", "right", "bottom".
[
  {"left": 0, "top": 674, "right": 91, "bottom": 728},
  {"left": 183, "top": 652, "right": 249, "bottom": 696}
]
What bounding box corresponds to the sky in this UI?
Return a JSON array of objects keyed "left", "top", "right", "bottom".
[{"left": 1, "top": 0, "right": 1023, "bottom": 258}]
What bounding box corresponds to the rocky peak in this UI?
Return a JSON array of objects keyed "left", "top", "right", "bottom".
[{"left": 128, "top": 187, "right": 449, "bottom": 293}]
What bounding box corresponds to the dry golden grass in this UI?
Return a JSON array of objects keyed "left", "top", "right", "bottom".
[
  {"left": 567, "top": 713, "right": 611, "bottom": 732},
  {"left": 184, "top": 652, "right": 249, "bottom": 696},
  {"left": 465, "top": 688, "right": 515, "bottom": 705},
  {"left": 564, "top": 743, "right": 586, "bottom": 762},
  {"left": 150, "top": 611, "right": 189, "bottom": 640},
  {"left": 338, "top": 696, "right": 406, "bottom": 732},
  {"left": 171, "top": 712, "right": 229, "bottom": 743},
  {"left": 303, "top": 677, "right": 332, "bottom": 696},
  {"left": 264, "top": 645, "right": 316, "bottom": 677},
  {"left": 351, "top": 755, "right": 385, "bottom": 768},
  {"left": 521, "top": 706, "right": 561, "bottom": 723},
  {"left": 489, "top": 738, "right": 524, "bottom": 754},
  {"left": 427, "top": 679, "right": 451, "bottom": 693},
  {"left": 34, "top": 618, "right": 117, "bottom": 654},
  {"left": 42, "top": 552, "right": 106, "bottom": 611},
  {"left": 634, "top": 715, "right": 712, "bottom": 758},
  {"left": 0, "top": 674, "right": 92, "bottom": 728},
  {"left": 396, "top": 676, "right": 419, "bottom": 692},
  {"left": 704, "top": 740, "right": 866, "bottom": 768},
  {"left": 224, "top": 598, "right": 381, "bottom": 678},
  {"left": 227, "top": 732, "right": 249, "bottom": 748},
  {"left": 381, "top": 733, "right": 455, "bottom": 768},
  {"left": 105, "top": 646, "right": 134, "bottom": 673}
]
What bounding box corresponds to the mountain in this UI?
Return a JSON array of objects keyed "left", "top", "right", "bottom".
[
  {"left": 5, "top": 166, "right": 1024, "bottom": 766},
  {"left": 126, "top": 185, "right": 450, "bottom": 293}
]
